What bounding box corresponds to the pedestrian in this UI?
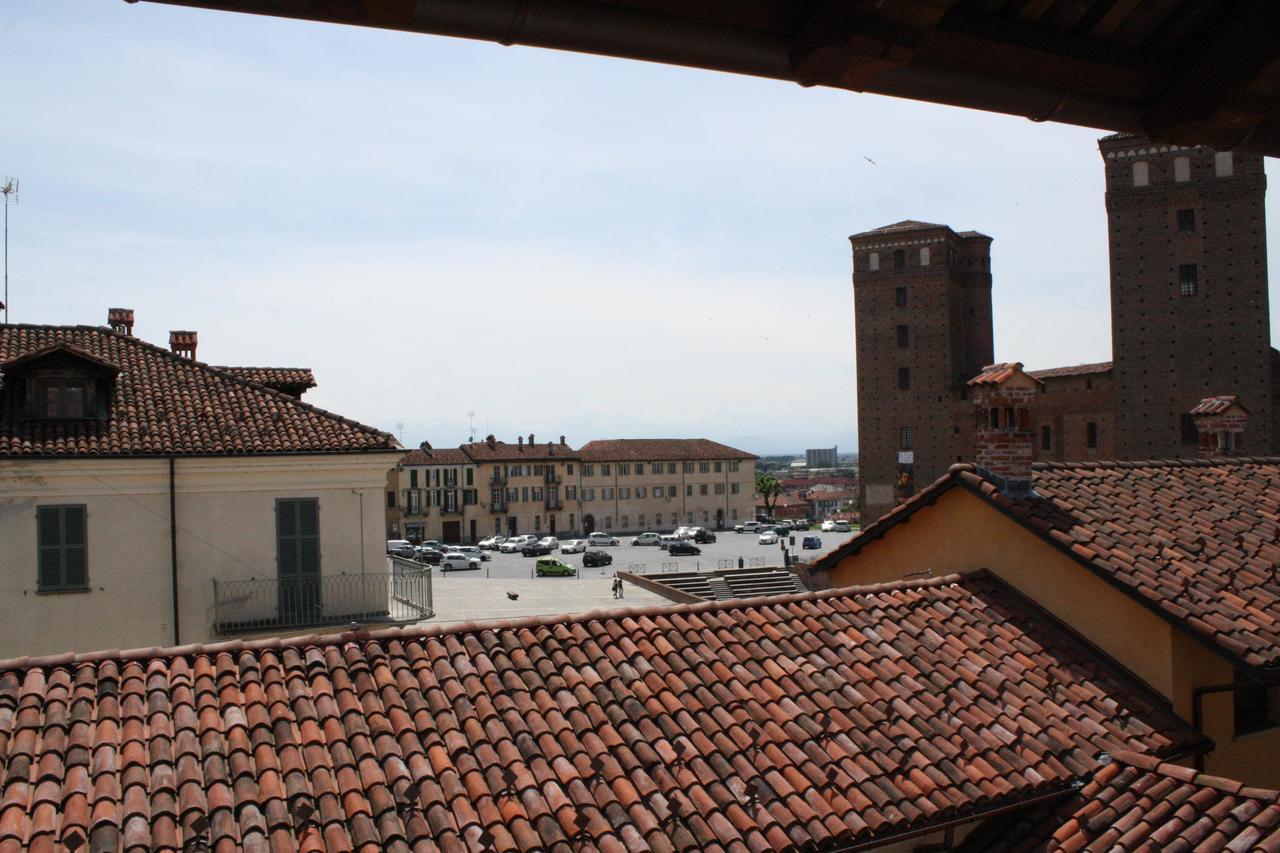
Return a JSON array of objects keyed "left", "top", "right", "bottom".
[
  {"left": 611, "top": 577, "right": 619, "bottom": 599},
  {"left": 617, "top": 578, "right": 624, "bottom": 599}
]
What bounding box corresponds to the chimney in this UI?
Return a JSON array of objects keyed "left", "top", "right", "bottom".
[
  {"left": 485, "top": 434, "right": 496, "bottom": 448},
  {"left": 560, "top": 435, "right": 566, "bottom": 445},
  {"left": 1191, "top": 396, "right": 1250, "bottom": 458},
  {"left": 517, "top": 435, "right": 524, "bottom": 450},
  {"left": 529, "top": 433, "right": 535, "bottom": 445},
  {"left": 169, "top": 330, "right": 198, "bottom": 360},
  {"left": 968, "top": 362, "right": 1042, "bottom": 496},
  {"left": 107, "top": 308, "right": 135, "bottom": 336}
]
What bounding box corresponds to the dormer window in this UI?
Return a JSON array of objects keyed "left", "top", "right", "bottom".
[
  {"left": 1, "top": 345, "right": 117, "bottom": 422},
  {"left": 33, "top": 376, "right": 94, "bottom": 419}
]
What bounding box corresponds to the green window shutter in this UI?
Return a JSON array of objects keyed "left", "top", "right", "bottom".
[
  {"left": 37, "top": 506, "right": 63, "bottom": 590},
  {"left": 410, "top": 470, "right": 418, "bottom": 487},
  {"left": 466, "top": 469, "right": 473, "bottom": 487},
  {"left": 298, "top": 499, "right": 319, "bottom": 578},
  {"left": 276, "top": 500, "right": 300, "bottom": 579},
  {"left": 62, "top": 507, "right": 87, "bottom": 588}
]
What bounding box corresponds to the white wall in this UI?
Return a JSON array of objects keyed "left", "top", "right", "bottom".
[{"left": 0, "top": 452, "right": 397, "bottom": 657}]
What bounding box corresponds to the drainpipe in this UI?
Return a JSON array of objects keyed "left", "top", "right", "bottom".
[
  {"left": 1191, "top": 682, "right": 1236, "bottom": 771},
  {"left": 168, "top": 456, "right": 180, "bottom": 645}
]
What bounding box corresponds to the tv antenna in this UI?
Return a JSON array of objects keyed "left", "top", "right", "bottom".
[
  {"left": 1, "top": 178, "right": 17, "bottom": 325},
  {"left": 467, "top": 410, "right": 476, "bottom": 443},
  {"left": 396, "top": 421, "right": 405, "bottom": 442}
]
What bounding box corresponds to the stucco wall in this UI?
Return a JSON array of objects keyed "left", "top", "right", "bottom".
[
  {"left": 0, "top": 453, "right": 395, "bottom": 657},
  {"left": 823, "top": 487, "right": 1280, "bottom": 785}
]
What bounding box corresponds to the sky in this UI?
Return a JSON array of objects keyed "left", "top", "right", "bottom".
[{"left": 4, "top": 3, "right": 1280, "bottom": 456}]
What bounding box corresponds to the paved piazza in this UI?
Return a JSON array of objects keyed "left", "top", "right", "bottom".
[{"left": 437, "top": 528, "right": 860, "bottom": 581}]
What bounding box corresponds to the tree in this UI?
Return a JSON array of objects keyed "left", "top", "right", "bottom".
[{"left": 755, "top": 472, "right": 781, "bottom": 519}]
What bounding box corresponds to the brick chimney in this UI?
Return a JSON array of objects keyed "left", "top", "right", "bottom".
[
  {"left": 968, "top": 362, "right": 1043, "bottom": 496},
  {"left": 560, "top": 435, "right": 566, "bottom": 445},
  {"left": 107, "top": 308, "right": 135, "bottom": 336},
  {"left": 169, "top": 330, "right": 198, "bottom": 360},
  {"left": 1191, "top": 396, "right": 1249, "bottom": 458},
  {"left": 517, "top": 435, "right": 524, "bottom": 450}
]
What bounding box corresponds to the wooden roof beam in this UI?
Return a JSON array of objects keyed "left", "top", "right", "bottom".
[{"left": 787, "top": 0, "right": 956, "bottom": 89}]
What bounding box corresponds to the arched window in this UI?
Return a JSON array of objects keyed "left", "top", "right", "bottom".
[
  {"left": 868, "top": 252, "right": 879, "bottom": 271},
  {"left": 1132, "top": 161, "right": 1149, "bottom": 187},
  {"left": 1215, "top": 151, "right": 1234, "bottom": 177},
  {"left": 919, "top": 247, "right": 930, "bottom": 266},
  {"left": 1174, "top": 156, "right": 1190, "bottom": 183}
]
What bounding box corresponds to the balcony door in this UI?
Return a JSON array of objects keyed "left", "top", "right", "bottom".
[{"left": 277, "top": 498, "right": 320, "bottom": 622}]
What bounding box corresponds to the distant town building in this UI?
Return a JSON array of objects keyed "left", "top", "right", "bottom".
[
  {"left": 805, "top": 446, "right": 838, "bottom": 469},
  {"left": 853, "top": 136, "right": 1275, "bottom": 523}
]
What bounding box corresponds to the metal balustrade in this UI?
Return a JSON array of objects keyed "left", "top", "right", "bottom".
[{"left": 213, "top": 560, "right": 433, "bottom": 634}]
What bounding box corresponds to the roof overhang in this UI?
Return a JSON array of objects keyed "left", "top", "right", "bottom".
[{"left": 133, "top": 0, "right": 1280, "bottom": 155}]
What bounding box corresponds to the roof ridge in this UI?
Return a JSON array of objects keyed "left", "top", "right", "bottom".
[
  {"left": 0, "top": 573, "right": 968, "bottom": 672},
  {"left": 1107, "top": 750, "right": 1280, "bottom": 801},
  {"left": 1032, "top": 455, "right": 1280, "bottom": 471}
]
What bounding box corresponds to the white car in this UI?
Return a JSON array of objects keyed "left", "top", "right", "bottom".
[
  {"left": 451, "top": 545, "right": 489, "bottom": 562},
  {"left": 478, "top": 535, "right": 506, "bottom": 550},
  {"left": 632, "top": 532, "right": 661, "bottom": 546},
  {"left": 833, "top": 521, "right": 853, "bottom": 533},
  {"left": 758, "top": 531, "right": 780, "bottom": 545},
  {"left": 500, "top": 535, "right": 536, "bottom": 553},
  {"left": 734, "top": 521, "right": 761, "bottom": 534},
  {"left": 587, "top": 532, "right": 619, "bottom": 547},
  {"left": 658, "top": 534, "right": 680, "bottom": 549},
  {"left": 673, "top": 526, "right": 693, "bottom": 540},
  {"left": 561, "top": 539, "right": 587, "bottom": 554},
  {"left": 440, "top": 551, "right": 482, "bottom": 571},
  {"left": 820, "top": 520, "right": 837, "bottom": 532},
  {"left": 538, "top": 536, "right": 560, "bottom": 551}
]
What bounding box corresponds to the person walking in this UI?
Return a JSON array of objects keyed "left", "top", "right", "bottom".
[
  {"left": 611, "top": 577, "right": 619, "bottom": 599},
  {"left": 617, "top": 578, "right": 624, "bottom": 599}
]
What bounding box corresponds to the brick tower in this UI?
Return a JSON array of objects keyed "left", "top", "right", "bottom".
[
  {"left": 1100, "top": 135, "right": 1272, "bottom": 460},
  {"left": 850, "top": 221, "right": 993, "bottom": 523}
]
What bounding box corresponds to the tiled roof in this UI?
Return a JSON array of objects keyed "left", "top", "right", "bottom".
[
  {"left": 812, "top": 458, "right": 1280, "bottom": 672},
  {"left": 577, "top": 438, "right": 757, "bottom": 462},
  {"left": 967, "top": 362, "right": 1040, "bottom": 387},
  {"left": 1026, "top": 361, "right": 1113, "bottom": 380},
  {"left": 1190, "top": 394, "right": 1249, "bottom": 416},
  {"left": 460, "top": 439, "right": 579, "bottom": 463},
  {"left": 0, "top": 325, "right": 398, "bottom": 456},
  {"left": 214, "top": 366, "right": 317, "bottom": 391},
  {"left": 0, "top": 574, "right": 1203, "bottom": 852},
  {"left": 757, "top": 493, "right": 810, "bottom": 508},
  {"left": 850, "top": 219, "right": 947, "bottom": 237},
  {"left": 956, "top": 750, "right": 1280, "bottom": 851},
  {"left": 401, "top": 446, "right": 472, "bottom": 466}
]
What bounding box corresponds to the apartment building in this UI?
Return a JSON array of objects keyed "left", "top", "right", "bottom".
[
  {"left": 385, "top": 436, "right": 757, "bottom": 541},
  {"left": 576, "top": 439, "right": 755, "bottom": 533}
]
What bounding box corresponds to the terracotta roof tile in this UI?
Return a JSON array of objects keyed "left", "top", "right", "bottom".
[
  {"left": 1026, "top": 361, "right": 1114, "bottom": 380},
  {"left": 0, "top": 574, "right": 1202, "bottom": 850},
  {"left": 956, "top": 750, "right": 1280, "bottom": 851},
  {"left": 577, "top": 439, "right": 757, "bottom": 462},
  {"left": 213, "top": 367, "right": 317, "bottom": 393},
  {"left": 459, "top": 440, "right": 579, "bottom": 463},
  {"left": 0, "top": 325, "right": 397, "bottom": 456},
  {"left": 811, "top": 457, "right": 1280, "bottom": 672},
  {"left": 399, "top": 447, "right": 472, "bottom": 466}
]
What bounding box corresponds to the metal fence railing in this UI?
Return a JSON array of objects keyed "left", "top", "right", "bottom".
[{"left": 213, "top": 560, "right": 433, "bottom": 635}]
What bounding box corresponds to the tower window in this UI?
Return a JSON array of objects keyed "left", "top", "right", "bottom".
[
  {"left": 869, "top": 252, "right": 880, "bottom": 271},
  {"left": 1215, "top": 151, "right": 1234, "bottom": 177},
  {"left": 919, "top": 247, "right": 930, "bottom": 266},
  {"left": 1177, "top": 208, "right": 1196, "bottom": 234},
  {"left": 896, "top": 325, "right": 909, "bottom": 348},
  {"left": 897, "top": 367, "right": 910, "bottom": 391},
  {"left": 1132, "top": 161, "right": 1149, "bottom": 187},
  {"left": 895, "top": 287, "right": 907, "bottom": 307},
  {"left": 1086, "top": 422, "right": 1098, "bottom": 449},
  {"left": 1181, "top": 413, "right": 1199, "bottom": 445},
  {"left": 899, "top": 427, "right": 912, "bottom": 450},
  {"left": 1179, "top": 264, "right": 1198, "bottom": 296},
  {"left": 1174, "top": 156, "right": 1190, "bottom": 183},
  {"left": 1041, "top": 425, "right": 1052, "bottom": 451},
  {"left": 894, "top": 249, "right": 906, "bottom": 270}
]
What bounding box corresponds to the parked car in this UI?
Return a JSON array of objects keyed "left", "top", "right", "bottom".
[
  {"left": 416, "top": 547, "right": 443, "bottom": 565},
  {"left": 667, "top": 541, "right": 701, "bottom": 556},
  {"left": 538, "top": 536, "right": 560, "bottom": 551},
  {"left": 500, "top": 535, "right": 536, "bottom": 553},
  {"left": 451, "top": 545, "right": 489, "bottom": 562},
  {"left": 632, "top": 532, "right": 661, "bottom": 546},
  {"left": 561, "top": 539, "right": 587, "bottom": 554},
  {"left": 759, "top": 531, "right": 780, "bottom": 545},
  {"left": 734, "top": 521, "right": 761, "bottom": 534},
  {"left": 440, "top": 551, "right": 482, "bottom": 571},
  {"left": 583, "top": 550, "right": 613, "bottom": 568},
  {"left": 587, "top": 532, "right": 619, "bottom": 547},
  {"left": 420, "top": 539, "right": 444, "bottom": 552},
  {"left": 692, "top": 528, "right": 717, "bottom": 544},
  {"left": 522, "top": 542, "right": 553, "bottom": 557},
  {"left": 658, "top": 534, "right": 680, "bottom": 550},
  {"left": 820, "top": 520, "right": 837, "bottom": 532},
  {"left": 386, "top": 540, "right": 416, "bottom": 559},
  {"left": 478, "top": 535, "right": 506, "bottom": 550},
  {"left": 673, "top": 526, "right": 693, "bottom": 540},
  {"left": 802, "top": 536, "right": 822, "bottom": 550},
  {"left": 833, "top": 521, "right": 852, "bottom": 533},
  {"left": 535, "top": 557, "right": 577, "bottom": 577}
]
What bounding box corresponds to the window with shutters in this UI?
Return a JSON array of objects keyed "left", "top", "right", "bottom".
[
  {"left": 37, "top": 505, "right": 88, "bottom": 591},
  {"left": 275, "top": 499, "right": 320, "bottom": 617}
]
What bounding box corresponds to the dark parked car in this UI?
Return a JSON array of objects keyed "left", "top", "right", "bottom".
[
  {"left": 417, "top": 548, "right": 443, "bottom": 565},
  {"left": 583, "top": 550, "right": 613, "bottom": 568},
  {"left": 521, "top": 543, "right": 553, "bottom": 557},
  {"left": 693, "top": 529, "right": 717, "bottom": 544},
  {"left": 802, "top": 536, "right": 822, "bottom": 550},
  {"left": 667, "top": 541, "right": 701, "bottom": 556}
]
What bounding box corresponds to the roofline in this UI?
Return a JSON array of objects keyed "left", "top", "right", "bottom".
[
  {"left": 0, "top": 571, "right": 966, "bottom": 670},
  {"left": 0, "top": 447, "right": 405, "bottom": 460},
  {"left": 809, "top": 461, "right": 1280, "bottom": 677},
  {"left": 0, "top": 323, "right": 400, "bottom": 450}
]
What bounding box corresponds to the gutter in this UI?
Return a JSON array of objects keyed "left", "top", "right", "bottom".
[{"left": 169, "top": 456, "right": 180, "bottom": 645}]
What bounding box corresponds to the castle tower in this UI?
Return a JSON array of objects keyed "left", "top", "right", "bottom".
[
  {"left": 850, "top": 221, "right": 993, "bottom": 523},
  {"left": 1100, "top": 135, "right": 1272, "bottom": 460}
]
